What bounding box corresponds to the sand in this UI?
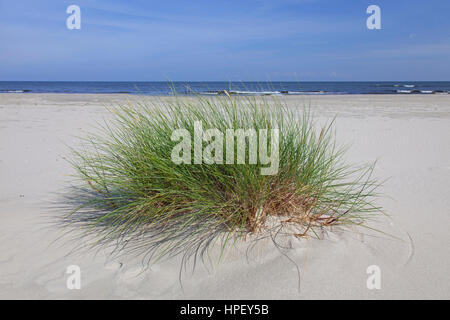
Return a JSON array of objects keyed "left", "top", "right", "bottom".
[{"left": 0, "top": 93, "right": 449, "bottom": 299}]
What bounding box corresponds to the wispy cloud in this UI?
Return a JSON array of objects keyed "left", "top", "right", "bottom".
[{"left": 1, "top": 0, "right": 449, "bottom": 80}]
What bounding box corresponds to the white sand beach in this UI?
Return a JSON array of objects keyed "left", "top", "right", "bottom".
[{"left": 0, "top": 93, "right": 449, "bottom": 299}]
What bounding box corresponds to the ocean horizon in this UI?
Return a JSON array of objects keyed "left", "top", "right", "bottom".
[{"left": 1, "top": 81, "right": 450, "bottom": 95}]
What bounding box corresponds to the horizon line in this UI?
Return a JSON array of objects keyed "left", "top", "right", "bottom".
[{"left": 1, "top": 80, "right": 450, "bottom": 82}]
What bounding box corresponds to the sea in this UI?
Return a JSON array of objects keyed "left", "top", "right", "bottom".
[{"left": 1, "top": 81, "right": 449, "bottom": 96}]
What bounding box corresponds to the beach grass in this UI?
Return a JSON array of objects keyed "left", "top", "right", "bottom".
[{"left": 63, "top": 93, "right": 381, "bottom": 264}]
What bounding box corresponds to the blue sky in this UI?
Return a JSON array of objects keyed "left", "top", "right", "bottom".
[{"left": 1, "top": 0, "right": 449, "bottom": 81}]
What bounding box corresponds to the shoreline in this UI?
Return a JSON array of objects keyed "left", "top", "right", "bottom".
[
  {"left": 2, "top": 93, "right": 450, "bottom": 119},
  {"left": 1, "top": 92, "right": 450, "bottom": 96}
]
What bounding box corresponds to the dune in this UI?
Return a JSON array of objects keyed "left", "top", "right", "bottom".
[{"left": 0, "top": 93, "right": 449, "bottom": 299}]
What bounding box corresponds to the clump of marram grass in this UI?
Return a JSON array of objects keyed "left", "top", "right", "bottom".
[{"left": 63, "top": 93, "right": 381, "bottom": 264}]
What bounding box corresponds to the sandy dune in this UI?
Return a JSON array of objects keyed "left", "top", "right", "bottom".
[{"left": 0, "top": 93, "right": 449, "bottom": 299}]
